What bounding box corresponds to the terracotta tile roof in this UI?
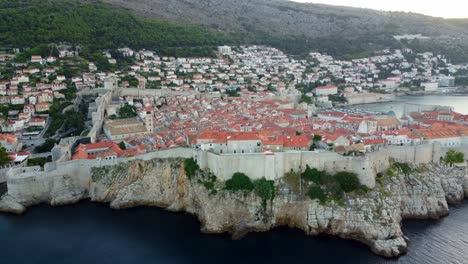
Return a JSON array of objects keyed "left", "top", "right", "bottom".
[{"left": 363, "top": 139, "right": 387, "bottom": 145}]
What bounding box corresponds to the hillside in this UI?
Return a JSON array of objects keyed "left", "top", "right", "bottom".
[
  {"left": 98, "top": 0, "right": 468, "bottom": 61},
  {"left": 101, "top": 0, "right": 467, "bottom": 38},
  {"left": 0, "top": 0, "right": 229, "bottom": 57},
  {"left": 2, "top": 0, "right": 468, "bottom": 61}
]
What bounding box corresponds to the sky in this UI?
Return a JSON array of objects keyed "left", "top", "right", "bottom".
[{"left": 291, "top": 0, "right": 468, "bottom": 19}]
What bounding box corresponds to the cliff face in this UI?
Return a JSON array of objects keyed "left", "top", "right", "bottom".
[{"left": 0, "top": 158, "right": 466, "bottom": 258}]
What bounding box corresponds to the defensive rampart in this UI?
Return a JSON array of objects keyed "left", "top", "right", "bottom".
[
  {"left": 6, "top": 148, "right": 192, "bottom": 202},
  {"left": 196, "top": 143, "right": 465, "bottom": 188},
  {"left": 4, "top": 143, "right": 465, "bottom": 199}
]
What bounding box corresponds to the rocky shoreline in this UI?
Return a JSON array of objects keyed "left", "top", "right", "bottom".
[{"left": 0, "top": 158, "right": 467, "bottom": 258}]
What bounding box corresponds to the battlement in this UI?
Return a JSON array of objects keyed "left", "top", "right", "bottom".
[
  {"left": 195, "top": 142, "right": 453, "bottom": 188},
  {"left": 4, "top": 143, "right": 463, "bottom": 202}
]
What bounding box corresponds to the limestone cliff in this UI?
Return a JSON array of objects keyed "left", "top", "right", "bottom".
[{"left": 0, "top": 158, "right": 466, "bottom": 258}]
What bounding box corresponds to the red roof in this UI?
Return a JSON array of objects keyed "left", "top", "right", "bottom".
[
  {"left": 363, "top": 139, "right": 387, "bottom": 146},
  {"left": 316, "top": 85, "right": 337, "bottom": 90},
  {"left": 72, "top": 142, "right": 145, "bottom": 160}
]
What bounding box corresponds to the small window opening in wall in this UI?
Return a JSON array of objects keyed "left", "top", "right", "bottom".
[{"left": 362, "top": 168, "right": 365, "bottom": 170}]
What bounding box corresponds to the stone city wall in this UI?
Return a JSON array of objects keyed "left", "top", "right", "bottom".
[
  {"left": 196, "top": 149, "right": 390, "bottom": 187},
  {"left": 6, "top": 148, "right": 193, "bottom": 203},
  {"left": 5, "top": 143, "right": 465, "bottom": 200},
  {"left": 196, "top": 143, "right": 462, "bottom": 188},
  {"left": 88, "top": 91, "right": 112, "bottom": 143}
]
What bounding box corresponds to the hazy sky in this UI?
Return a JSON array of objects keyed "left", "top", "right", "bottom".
[{"left": 291, "top": 0, "right": 468, "bottom": 18}]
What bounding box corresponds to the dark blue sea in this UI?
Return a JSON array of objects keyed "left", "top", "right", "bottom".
[{"left": 0, "top": 201, "right": 467, "bottom": 264}]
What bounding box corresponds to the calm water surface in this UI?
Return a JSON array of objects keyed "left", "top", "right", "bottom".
[
  {"left": 0, "top": 201, "right": 467, "bottom": 264},
  {"left": 398, "top": 95, "right": 468, "bottom": 115},
  {"left": 348, "top": 95, "right": 468, "bottom": 116}
]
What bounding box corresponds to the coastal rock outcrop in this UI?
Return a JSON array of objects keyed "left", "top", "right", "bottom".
[
  {"left": 0, "top": 158, "right": 466, "bottom": 258},
  {"left": 85, "top": 159, "right": 465, "bottom": 257},
  {"left": 0, "top": 194, "right": 25, "bottom": 214}
]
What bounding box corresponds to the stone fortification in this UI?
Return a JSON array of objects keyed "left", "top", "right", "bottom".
[
  {"left": 0, "top": 144, "right": 466, "bottom": 258},
  {"left": 196, "top": 143, "right": 448, "bottom": 188},
  {"left": 1, "top": 156, "right": 466, "bottom": 258},
  {"left": 5, "top": 148, "right": 192, "bottom": 206},
  {"left": 87, "top": 90, "right": 112, "bottom": 143}
]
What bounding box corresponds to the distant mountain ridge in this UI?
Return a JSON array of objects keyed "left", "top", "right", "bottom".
[
  {"left": 99, "top": 0, "right": 467, "bottom": 39},
  {"left": 2, "top": 0, "right": 468, "bottom": 61},
  {"left": 96, "top": 0, "right": 468, "bottom": 61}
]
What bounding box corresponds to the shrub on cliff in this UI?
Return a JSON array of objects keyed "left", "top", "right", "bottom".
[
  {"left": 444, "top": 149, "right": 465, "bottom": 166},
  {"left": 307, "top": 185, "right": 326, "bottom": 204},
  {"left": 0, "top": 146, "right": 10, "bottom": 166},
  {"left": 224, "top": 172, "right": 254, "bottom": 192},
  {"left": 253, "top": 178, "right": 276, "bottom": 210},
  {"left": 184, "top": 158, "right": 199, "bottom": 179},
  {"left": 393, "top": 162, "right": 412, "bottom": 175},
  {"left": 302, "top": 165, "right": 326, "bottom": 184},
  {"left": 334, "top": 171, "right": 360, "bottom": 193},
  {"left": 284, "top": 171, "right": 301, "bottom": 193}
]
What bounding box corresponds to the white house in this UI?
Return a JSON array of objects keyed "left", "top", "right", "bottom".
[
  {"left": 421, "top": 81, "right": 438, "bottom": 92},
  {"left": 315, "top": 85, "right": 338, "bottom": 96}
]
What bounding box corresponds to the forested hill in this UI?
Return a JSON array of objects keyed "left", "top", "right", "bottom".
[
  {"left": 2, "top": 0, "right": 468, "bottom": 61},
  {"left": 0, "top": 0, "right": 230, "bottom": 57},
  {"left": 98, "top": 0, "right": 468, "bottom": 62}
]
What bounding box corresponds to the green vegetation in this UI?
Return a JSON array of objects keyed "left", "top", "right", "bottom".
[
  {"left": 35, "top": 138, "right": 58, "bottom": 153},
  {"left": 393, "top": 162, "right": 413, "bottom": 175},
  {"left": 197, "top": 173, "right": 218, "bottom": 195},
  {"left": 2, "top": 1, "right": 467, "bottom": 62},
  {"left": 334, "top": 171, "right": 360, "bottom": 193},
  {"left": 386, "top": 167, "right": 397, "bottom": 177},
  {"left": 27, "top": 157, "right": 51, "bottom": 167},
  {"left": 253, "top": 178, "right": 276, "bottom": 210},
  {"left": 443, "top": 149, "right": 465, "bottom": 166},
  {"left": 118, "top": 103, "right": 137, "bottom": 119},
  {"left": 63, "top": 110, "right": 86, "bottom": 135},
  {"left": 120, "top": 76, "right": 139, "bottom": 88},
  {"left": 307, "top": 185, "right": 327, "bottom": 204},
  {"left": 184, "top": 158, "right": 199, "bottom": 179},
  {"left": 283, "top": 171, "right": 301, "bottom": 193},
  {"left": 14, "top": 44, "right": 58, "bottom": 63},
  {"left": 303, "top": 168, "right": 365, "bottom": 205},
  {"left": 0, "top": 1, "right": 227, "bottom": 57},
  {"left": 0, "top": 146, "right": 11, "bottom": 166},
  {"left": 328, "top": 94, "right": 347, "bottom": 103},
  {"left": 313, "top": 135, "right": 322, "bottom": 142},
  {"left": 455, "top": 77, "right": 468, "bottom": 87},
  {"left": 118, "top": 142, "right": 126, "bottom": 150},
  {"left": 45, "top": 101, "right": 70, "bottom": 137},
  {"left": 299, "top": 94, "right": 312, "bottom": 104},
  {"left": 224, "top": 172, "right": 254, "bottom": 192},
  {"left": 224, "top": 173, "right": 276, "bottom": 209},
  {"left": 302, "top": 165, "right": 324, "bottom": 184},
  {"left": 401, "top": 38, "right": 468, "bottom": 64},
  {"left": 309, "top": 134, "right": 322, "bottom": 151},
  {"left": 368, "top": 87, "right": 390, "bottom": 94}
]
